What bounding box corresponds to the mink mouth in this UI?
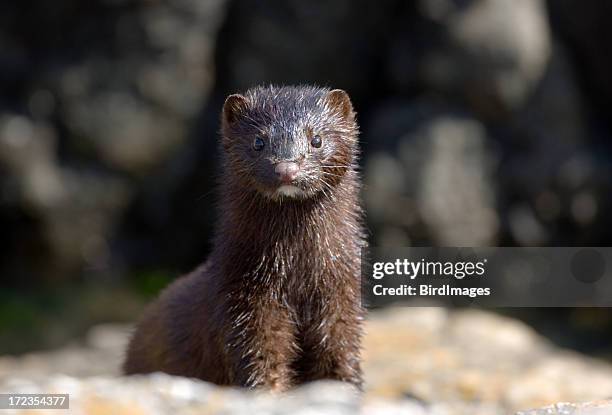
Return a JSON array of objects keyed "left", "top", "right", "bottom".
[
  {"left": 254, "top": 182, "right": 314, "bottom": 201},
  {"left": 275, "top": 184, "right": 305, "bottom": 198}
]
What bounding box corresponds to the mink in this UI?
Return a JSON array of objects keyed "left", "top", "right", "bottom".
[{"left": 123, "top": 85, "right": 366, "bottom": 391}]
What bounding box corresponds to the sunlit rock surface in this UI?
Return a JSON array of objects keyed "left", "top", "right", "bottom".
[{"left": 1, "top": 308, "right": 611, "bottom": 414}]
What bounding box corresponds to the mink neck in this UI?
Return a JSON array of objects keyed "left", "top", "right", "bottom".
[{"left": 211, "top": 171, "right": 360, "bottom": 262}]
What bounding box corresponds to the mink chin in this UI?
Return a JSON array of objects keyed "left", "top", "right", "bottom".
[{"left": 123, "top": 85, "right": 367, "bottom": 392}]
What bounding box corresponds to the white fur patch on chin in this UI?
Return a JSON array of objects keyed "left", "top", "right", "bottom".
[{"left": 276, "top": 185, "right": 304, "bottom": 198}]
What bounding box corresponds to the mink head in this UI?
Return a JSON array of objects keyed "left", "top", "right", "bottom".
[{"left": 221, "top": 85, "right": 359, "bottom": 200}]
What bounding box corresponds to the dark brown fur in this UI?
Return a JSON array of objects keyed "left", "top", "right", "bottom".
[{"left": 123, "top": 85, "right": 366, "bottom": 391}]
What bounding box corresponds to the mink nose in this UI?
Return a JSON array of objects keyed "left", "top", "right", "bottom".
[{"left": 274, "top": 161, "right": 300, "bottom": 184}]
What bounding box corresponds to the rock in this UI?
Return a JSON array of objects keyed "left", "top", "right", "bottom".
[
  {"left": 0, "top": 0, "right": 228, "bottom": 282},
  {"left": 499, "top": 45, "right": 612, "bottom": 246},
  {"left": 0, "top": 324, "right": 131, "bottom": 381},
  {"left": 548, "top": 1, "right": 612, "bottom": 126},
  {"left": 516, "top": 401, "right": 612, "bottom": 415},
  {"left": 214, "top": 0, "right": 394, "bottom": 100},
  {"left": 0, "top": 116, "right": 66, "bottom": 211},
  {"left": 1, "top": 0, "right": 227, "bottom": 174},
  {"left": 2, "top": 309, "right": 612, "bottom": 414},
  {"left": 363, "top": 102, "right": 499, "bottom": 246},
  {"left": 0, "top": 375, "right": 364, "bottom": 415},
  {"left": 62, "top": 91, "right": 185, "bottom": 174},
  {"left": 1, "top": 372, "right": 610, "bottom": 414},
  {"left": 363, "top": 309, "right": 612, "bottom": 412},
  {"left": 0, "top": 115, "right": 132, "bottom": 279},
  {"left": 388, "top": 0, "right": 552, "bottom": 116},
  {"left": 53, "top": 0, "right": 227, "bottom": 174}
]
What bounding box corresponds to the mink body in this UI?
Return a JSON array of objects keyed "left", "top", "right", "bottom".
[{"left": 123, "top": 85, "right": 366, "bottom": 390}]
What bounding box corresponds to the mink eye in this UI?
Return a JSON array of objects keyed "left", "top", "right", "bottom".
[
  {"left": 311, "top": 135, "right": 322, "bottom": 148},
  {"left": 253, "top": 137, "right": 265, "bottom": 151}
]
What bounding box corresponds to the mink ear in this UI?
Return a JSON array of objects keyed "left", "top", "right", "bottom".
[
  {"left": 222, "top": 94, "right": 248, "bottom": 125},
  {"left": 326, "top": 89, "right": 354, "bottom": 120}
]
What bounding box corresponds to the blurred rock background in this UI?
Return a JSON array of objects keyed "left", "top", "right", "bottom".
[{"left": 1, "top": 0, "right": 612, "bottom": 357}]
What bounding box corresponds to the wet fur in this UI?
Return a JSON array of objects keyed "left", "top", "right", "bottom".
[{"left": 123, "top": 85, "right": 366, "bottom": 390}]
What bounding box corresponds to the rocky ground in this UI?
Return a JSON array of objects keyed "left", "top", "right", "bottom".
[{"left": 1, "top": 308, "right": 611, "bottom": 414}]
